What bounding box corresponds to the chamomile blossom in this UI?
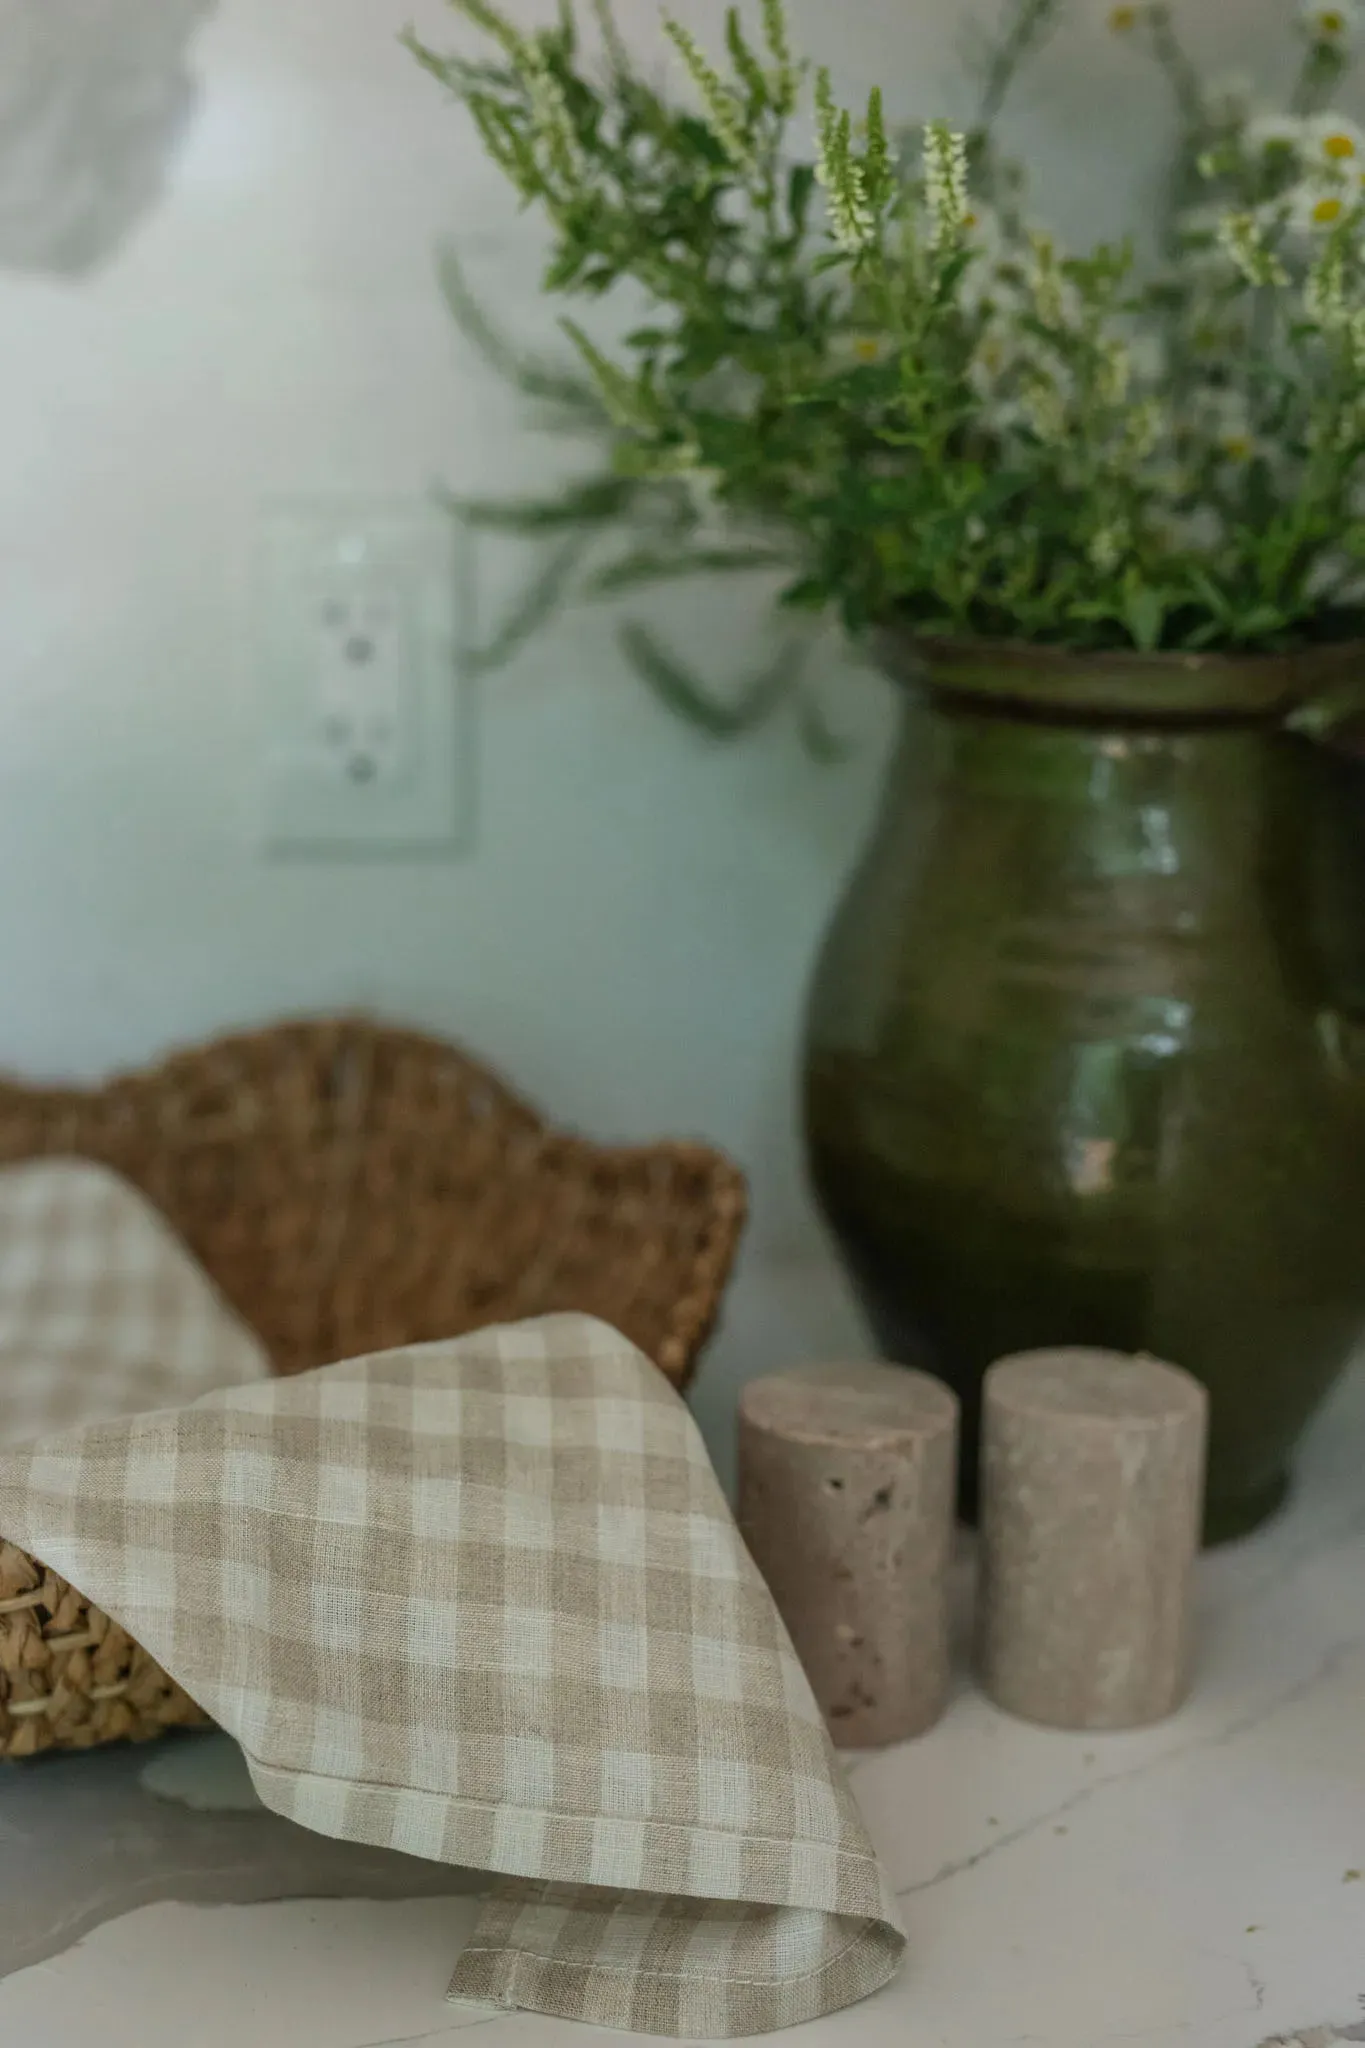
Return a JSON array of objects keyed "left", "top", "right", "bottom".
[
  {"left": 832, "top": 330, "right": 889, "bottom": 367},
  {"left": 1190, "top": 387, "right": 1265, "bottom": 466},
  {"left": 433, "top": 0, "right": 1365, "bottom": 660},
  {"left": 1300, "top": 0, "right": 1359, "bottom": 48},
  {"left": 1285, "top": 181, "right": 1362, "bottom": 236},
  {"left": 1244, "top": 113, "right": 1308, "bottom": 159},
  {"left": 1242, "top": 110, "right": 1365, "bottom": 179},
  {"left": 967, "top": 318, "right": 1021, "bottom": 403},
  {"left": 1303, "top": 113, "right": 1365, "bottom": 174},
  {"left": 954, "top": 201, "right": 1019, "bottom": 313},
  {"left": 960, "top": 197, "right": 1006, "bottom": 251}
]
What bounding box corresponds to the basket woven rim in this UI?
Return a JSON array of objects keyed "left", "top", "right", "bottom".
[{"left": 0, "top": 1012, "right": 748, "bottom": 1758}]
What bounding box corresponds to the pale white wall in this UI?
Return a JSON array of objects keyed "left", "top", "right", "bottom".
[{"left": 0, "top": 0, "right": 1332, "bottom": 1478}]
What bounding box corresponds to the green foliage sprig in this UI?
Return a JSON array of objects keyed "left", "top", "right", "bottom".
[{"left": 411, "top": 0, "right": 1365, "bottom": 675}]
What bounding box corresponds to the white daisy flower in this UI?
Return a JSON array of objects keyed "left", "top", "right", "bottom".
[
  {"left": 960, "top": 198, "right": 1007, "bottom": 255},
  {"left": 1303, "top": 113, "right": 1365, "bottom": 173},
  {"left": 955, "top": 202, "right": 1021, "bottom": 313},
  {"left": 1216, "top": 426, "right": 1260, "bottom": 466},
  {"left": 968, "top": 319, "right": 1017, "bottom": 393},
  {"left": 1285, "top": 180, "right": 1361, "bottom": 237},
  {"left": 1300, "top": 0, "right": 1359, "bottom": 48},
  {"left": 1188, "top": 308, "right": 1246, "bottom": 361},
  {"left": 1191, "top": 387, "right": 1263, "bottom": 465},
  {"left": 831, "top": 330, "right": 890, "bottom": 368},
  {"left": 975, "top": 393, "right": 1035, "bottom": 440},
  {"left": 1245, "top": 113, "right": 1312, "bottom": 161},
  {"left": 1244, "top": 112, "right": 1365, "bottom": 185}
]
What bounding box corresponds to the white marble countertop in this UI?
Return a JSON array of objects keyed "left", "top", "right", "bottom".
[{"left": 2, "top": 1365, "right": 1363, "bottom": 2048}]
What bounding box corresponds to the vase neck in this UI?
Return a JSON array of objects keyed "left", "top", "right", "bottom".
[
  {"left": 879, "top": 630, "right": 1365, "bottom": 725},
  {"left": 882, "top": 698, "right": 1323, "bottom": 917}
]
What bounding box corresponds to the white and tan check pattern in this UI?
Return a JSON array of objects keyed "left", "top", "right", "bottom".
[
  {"left": 0, "top": 1159, "right": 269, "bottom": 1447},
  {"left": 0, "top": 1304, "right": 904, "bottom": 2035}
]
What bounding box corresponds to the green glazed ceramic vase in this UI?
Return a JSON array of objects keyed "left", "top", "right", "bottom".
[{"left": 803, "top": 632, "right": 1365, "bottom": 1543}]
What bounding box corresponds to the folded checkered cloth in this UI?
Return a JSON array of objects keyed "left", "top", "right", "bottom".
[
  {"left": 0, "top": 1199, "right": 904, "bottom": 2036},
  {"left": 0, "top": 1159, "right": 269, "bottom": 1446}
]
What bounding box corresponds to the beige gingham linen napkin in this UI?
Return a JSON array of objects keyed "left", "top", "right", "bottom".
[
  {"left": 0, "top": 1159, "right": 269, "bottom": 1447},
  {"left": 0, "top": 1302, "right": 904, "bottom": 2035}
]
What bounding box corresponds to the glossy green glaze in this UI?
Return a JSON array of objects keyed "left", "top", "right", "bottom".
[{"left": 804, "top": 649, "right": 1365, "bottom": 1543}]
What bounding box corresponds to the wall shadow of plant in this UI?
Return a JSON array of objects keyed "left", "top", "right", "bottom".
[
  {"left": 0, "top": 0, "right": 213, "bottom": 277},
  {"left": 434, "top": 248, "right": 857, "bottom": 760}
]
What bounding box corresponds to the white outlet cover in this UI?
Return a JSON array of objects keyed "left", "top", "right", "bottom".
[{"left": 256, "top": 498, "right": 473, "bottom": 856}]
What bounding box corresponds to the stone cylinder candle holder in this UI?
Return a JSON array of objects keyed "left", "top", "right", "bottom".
[
  {"left": 978, "top": 1347, "right": 1208, "bottom": 1731},
  {"left": 737, "top": 1361, "right": 959, "bottom": 1747}
]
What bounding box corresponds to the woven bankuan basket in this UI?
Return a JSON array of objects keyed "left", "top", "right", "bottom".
[{"left": 0, "top": 1015, "right": 747, "bottom": 1759}]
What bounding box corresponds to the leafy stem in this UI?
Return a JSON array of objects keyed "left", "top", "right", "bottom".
[{"left": 414, "top": 0, "right": 1365, "bottom": 692}]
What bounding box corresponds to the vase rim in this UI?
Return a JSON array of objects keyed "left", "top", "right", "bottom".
[{"left": 876, "top": 627, "right": 1365, "bottom": 723}]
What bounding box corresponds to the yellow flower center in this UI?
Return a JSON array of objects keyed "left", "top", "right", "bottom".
[
  {"left": 1221, "top": 433, "right": 1254, "bottom": 462},
  {"left": 1323, "top": 131, "right": 1358, "bottom": 160},
  {"left": 1108, "top": 4, "right": 1139, "bottom": 31},
  {"left": 1314, "top": 193, "right": 1346, "bottom": 222},
  {"left": 1315, "top": 9, "right": 1347, "bottom": 35},
  {"left": 852, "top": 336, "right": 883, "bottom": 363}
]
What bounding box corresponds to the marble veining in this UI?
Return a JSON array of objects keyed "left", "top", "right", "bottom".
[
  {"left": 1, "top": 1363, "right": 1362, "bottom": 2046},
  {"left": 0, "top": 1734, "right": 477, "bottom": 1982}
]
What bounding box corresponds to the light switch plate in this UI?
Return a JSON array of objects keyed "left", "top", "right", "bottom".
[{"left": 256, "top": 498, "right": 473, "bottom": 856}]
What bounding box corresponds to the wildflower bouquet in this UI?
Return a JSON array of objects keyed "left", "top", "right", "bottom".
[{"left": 409, "top": 0, "right": 1365, "bottom": 669}]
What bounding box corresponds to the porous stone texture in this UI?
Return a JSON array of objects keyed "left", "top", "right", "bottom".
[
  {"left": 978, "top": 1347, "right": 1208, "bottom": 1731},
  {"left": 738, "top": 1361, "right": 958, "bottom": 1748}
]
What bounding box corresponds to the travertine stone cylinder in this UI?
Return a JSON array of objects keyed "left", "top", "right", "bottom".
[
  {"left": 978, "top": 1348, "right": 1208, "bottom": 1731},
  {"left": 737, "top": 1362, "right": 959, "bottom": 1747}
]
